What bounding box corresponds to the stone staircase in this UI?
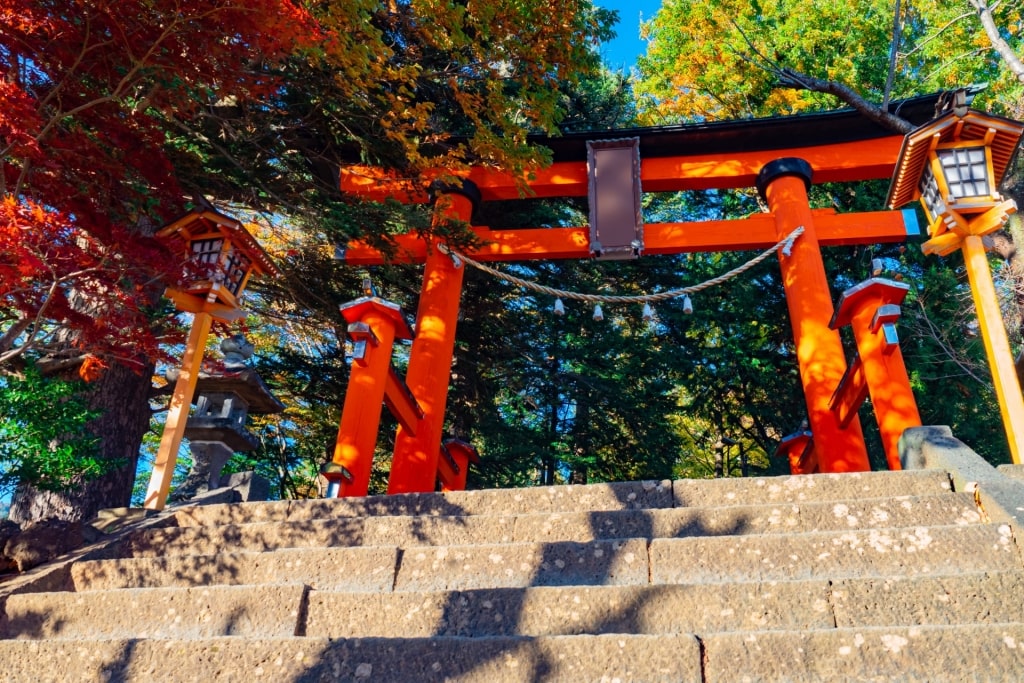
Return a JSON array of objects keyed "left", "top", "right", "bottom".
[{"left": 2, "top": 468, "right": 1024, "bottom": 681}]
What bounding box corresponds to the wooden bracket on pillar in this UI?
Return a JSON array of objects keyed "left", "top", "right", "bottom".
[
  {"left": 385, "top": 366, "right": 425, "bottom": 435},
  {"left": 829, "top": 355, "right": 869, "bottom": 428}
]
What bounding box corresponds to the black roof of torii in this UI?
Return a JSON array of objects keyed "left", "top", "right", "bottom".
[{"left": 530, "top": 93, "right": 942, "bottom": 162}]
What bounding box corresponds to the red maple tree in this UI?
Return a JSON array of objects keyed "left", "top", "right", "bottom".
[
  {"left": 0, "top": 0, "right": 317, "bottom": 371},
  {"left": 0, "top": 0, "right": 317, "bottom": 522}
]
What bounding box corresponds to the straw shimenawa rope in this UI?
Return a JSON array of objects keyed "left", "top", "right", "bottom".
[{"left": 436, "top": 226, "right": 804, "bottom": 305}]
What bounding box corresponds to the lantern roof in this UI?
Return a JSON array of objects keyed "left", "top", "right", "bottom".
[
  {"left": 886, "top": 109, "right": 1024, "bottom": 211},
  {"left": 158, "top": 208, "right": 280, "bottom": 278},
  {"left": 192, "top": 367, "right": 285, "bottom": 414}
]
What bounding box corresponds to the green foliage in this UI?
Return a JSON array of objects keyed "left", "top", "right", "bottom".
[
  {"left": 0, "top": 363, "right": 108, "bottom": 493},
  {"left": 636, "top": 0, "right": 1024, "bottom": 123}
]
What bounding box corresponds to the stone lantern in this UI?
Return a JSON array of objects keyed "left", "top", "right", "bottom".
[{"left": 171, "top": 336, "right": 284, "bottom": 499}]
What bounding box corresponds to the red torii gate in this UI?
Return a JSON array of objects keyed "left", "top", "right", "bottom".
[{"left": 328, "top": 96, "right": 940, "bottom": 495}]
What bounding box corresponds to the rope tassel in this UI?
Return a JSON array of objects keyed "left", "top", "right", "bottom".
[
  {"left": 593, "top": 304, "right": 604, "bottom": 321},
  {"left": 682, "top": 295, "right": 693, "bottom": 315},
  {"left": 642, "top": 303, "right": 655, "bottom": 321},
  {"left": 553, "top": 298, "right": 565, "bottom": 316}
]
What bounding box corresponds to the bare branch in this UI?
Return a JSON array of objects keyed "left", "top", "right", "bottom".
[
  {"left": 0, "top": 318, "right": 32, "bottom": 356},
  {"left": 900, "top": 11, "right": 973, "bottom": 60}
]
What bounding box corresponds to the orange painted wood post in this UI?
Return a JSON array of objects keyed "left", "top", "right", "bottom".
[
  {"left": 833, "top": 279, "right": 922, "bottom": 470},
  {"left": 387, "top": 183, "right": 477, "bottom": 493},
  {"left": 144, "top": 311, "right": 213, "bottom": 510},
  {"left": 331, "top": 298, "right": 409, "bottom": 497},
  {"left": 962, "top": 234, "right": 1024, "bottom": 464},
  {"left": 775, "top": 431, "right": 816, "bottom": 475},
  {"left": 437, "top": 439, "right": 480, "bottom": 492},
  {"left": 757, "top": 159, "right": 870, "bottom": 472}
]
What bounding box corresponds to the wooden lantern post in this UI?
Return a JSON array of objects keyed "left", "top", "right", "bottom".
[
  {"left": 887, "top": 106, "right": 1024, "bottom": 463},
  {"left": 143, "top": 208, "right": 279, "bottom": 510}
]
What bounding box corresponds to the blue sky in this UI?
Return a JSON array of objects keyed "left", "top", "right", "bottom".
[{"left": 597, "top": 0, "right": 663, "bottom": 71}]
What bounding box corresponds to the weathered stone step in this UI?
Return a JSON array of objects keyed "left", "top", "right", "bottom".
[
  {"left": 3, "top": 584, "right": 306, "bottom": 640},
  {"left": 69, "top": 546, "right": 400, "bottom": 592},
  {"left": 673, "top": 468, "right": 953, "bottom": 507},
  {"left": 170, "top": 479, "right": 675, "bottom": 528},
  {"left": 0, "top": 633, "right": 702, "bottom": 682},
  {"left": 651, "top": 523, "right": 1022, "bottom": 584},
  {"left": 394, "top": 538, "right": 648, "bottom": 591},
  {"left": 305, "top": 571, "right": 1024, "bottom": 639},
  {"left": 830, "top": 571, "right": 1024, "bottom": 627},
  {"left": 73, "top": 521, "right": 1017, "bottom": 594},
  {"left": 125, "top": 493, "right": 980, "bottom": 559},
  {"left": 997, "top": 463, "right": 1024, "bottom": 482},
  {"left": 170, "top": 469, "right": 952, "bottom": 528},
  {"left": 308, "top": 580, "right": 834, "bottom": 639},
  {"left": 703, "top": 623, "right": 1024, "bottom": 682},
  {"left": 69, "top": 538, "right": 649, "bottom": 593}
]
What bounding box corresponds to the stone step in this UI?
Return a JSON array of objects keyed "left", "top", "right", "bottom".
[
  {"left": 123, "top": 493, "right": 980, "bottom": 559},
  {"left": 305, "top": 571, "right": 1024, "bottom": 639},
  {"left": 673, "top": 468, "right": 952, "bottom": 506},
  {"left": 169, "top": 469, "right": 951, "bottom": 528},
  {"left": 0, "top": 633, "right": 702, "bottom": 682},
  {"left": 997, "top": 463, "right": 1024, "bottom": 482},
  {"left": 307, "top": 580, "right": 834, "bottom": 639},
  {"left": 170, "top": 479, "right": 675, "bottom": 528},
  {"left": 3, "top": 584, "right": 307, "bottom": 640},
  {"left": 830, "top": 571, "right": 1024, "bottom": 627},
  {"left": 69, "top": 546, "right": 400, "bottom": 592},
  {"left": 14, "top": 570, "right": 1021, "bottom": 644},
  {"left": 72, "top": 522, "right": 1020, "bottom": 596},
  {"left": 394, "top": 538, "right": 649, "bottom": 592},
  {"left": 70, "top": 538, "right": 650, "bottom": 593},
  {"left": 651, "top": 523, "right": 1022, "bottom": 584},
  {"left": 703, "top": 623, "right": 1024, "bottom": 682}
]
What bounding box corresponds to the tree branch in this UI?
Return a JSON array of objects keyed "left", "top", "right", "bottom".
[
  {"left": 777, "top": 68, "right": 914, "bottom": 133},
  {"left": 726, "top": 19, "right": 913, "bottom": 134},
  {"left": 968, "top": 0, "right": 1024, "bottom": 81},
  {"left": 883, "top": 0, "right": 902, "bottom": 109}
]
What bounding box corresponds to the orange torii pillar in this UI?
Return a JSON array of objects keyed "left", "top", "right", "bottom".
[
  {"left": 830, "top": 278, "right": 922, "bottom": 470},
  {"left": 757, "top": 159, "right": 871, "bottom": 472},
  {"left": 387, "top": 182, "right": 477, "bottom": 493},
  {"left": 330, "top": 296, "right": 414, "bottom": 496}
]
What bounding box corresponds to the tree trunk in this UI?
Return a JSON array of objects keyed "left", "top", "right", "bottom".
[{"left": 8, "top": 361, "right": 153, "bottom": 524}]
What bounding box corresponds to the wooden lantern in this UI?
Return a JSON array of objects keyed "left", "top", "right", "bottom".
[
  {"left": 887, "top": 105, "right": 1024, "bottom": 464},
  {"left": 145, "top": 206, "right": 278, "bottom": 510},
  {"left": 886, "top": 108, "right": 1023, "bottom": 246},
  {"left": 158, "top": 208, "right": 279, "bottom": 321}
]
